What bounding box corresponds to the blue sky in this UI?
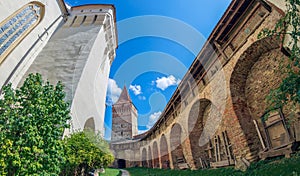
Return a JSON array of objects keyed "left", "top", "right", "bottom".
[{"left": 64, "top": 0, "right": 231, "bottom": 140}]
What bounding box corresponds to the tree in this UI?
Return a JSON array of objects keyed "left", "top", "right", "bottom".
[
  {"left": 259, "top": 0, "right": 300, "bottom": 113},
  {"left": 61, "top": 130, "right": 114, "bottom": 176},
  {"left": 0, "top": 73, "right": 70, "bottom": 175}
]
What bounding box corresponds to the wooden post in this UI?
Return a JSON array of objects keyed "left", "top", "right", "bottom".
[
  {"left": 215, "top": 135, "right": 221, "bottom": 162},
  {"left": 206, "top": 139, "right": 213, "bottom": 159},
  {"left": 253, "top": 120, "right": 266, "bottom": 150},
  {"left": 199, "top": 158, "right": 204, "bottom": 169},
  {"left": 214, "top": 136, "right": 218, "bottom": 162},
  {"left": 222, "top": 131, "right": 233, "bottom": 161}
]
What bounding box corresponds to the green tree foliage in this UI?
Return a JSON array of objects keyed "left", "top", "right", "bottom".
[
  {"left": 61, "top": 130, "right": 114, "bottom": 176},
  {"left": 259, "top": 0, "right": 300, "bottom": 111},
  {"left": 0, "top": 73, "right": 71, "bottom": 175}
]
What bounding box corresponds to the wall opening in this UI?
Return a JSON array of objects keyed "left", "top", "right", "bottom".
[
  {"left": 117, "top": 159, "right": 126, "bottom": 169},
  {"left": 188, "top": 99, "right": 211, "bottom": 168},
  {"left": 84, "top": 117, "right": 95, "bottom": 131},
  {"left": 160, "top": 135, "right": 170, "bottom": 169},
  {"left": 152, "top": 141, "right": 160, "bottom": 168},
  {"left": 148, "top": 146, "right": 153, "bottom": 168},
  {"left": 170, "top": 123, "right": 185, "bottom": 169},
  {"left": 230, "top": 36, "right": 285, "bottom": 159},
  {"left": 141, "top": 148, "right": 148, "bottom": 167}
]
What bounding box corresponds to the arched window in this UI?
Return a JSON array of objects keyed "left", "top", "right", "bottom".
[{"left": 0, "top": 2, "right": 45, "bottom": 64}]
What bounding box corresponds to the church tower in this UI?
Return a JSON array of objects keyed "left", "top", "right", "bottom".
[{"left": 111, "top": 86, "right": 138, "bottom": 142}]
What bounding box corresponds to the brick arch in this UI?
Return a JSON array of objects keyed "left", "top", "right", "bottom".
[
  {"left": 148, "top": 146, "right": 153, "bottom": 168},
  {"left": 160, "top": 134, "right": 170, "bottom": 169},
  {"left": 84, "top": 117, "right": 95, "bottom": 131},
  {"left": 141, "top": 147, "right": 148, "bottom": 167},
  {"left": 153, "top": 141, "right": 160, "bottom": 168},
  {"left": 188, "top": 99, "right": 211, "bottom": 168},
  {"left": 230, "top": 36, "right": 282, "bottom": 158},
  {"left": 170, "top": 123, "right": 186, "bottom": 169}
]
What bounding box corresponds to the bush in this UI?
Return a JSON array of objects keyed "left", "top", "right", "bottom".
[
  {"left": 61, "top": 130, "right": 114, "bottom": 176},
  {"left": 0, "top": 73, "right": 71, "bottom": 175}
]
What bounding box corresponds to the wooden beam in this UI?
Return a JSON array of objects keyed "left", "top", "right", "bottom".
[{"left": 253, "top": 119, "right": 267, "bottom": 150}]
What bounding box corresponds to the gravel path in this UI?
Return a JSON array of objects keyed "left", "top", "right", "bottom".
[{"left": 120, "top": 169, "right": 130, "bottom": 176}]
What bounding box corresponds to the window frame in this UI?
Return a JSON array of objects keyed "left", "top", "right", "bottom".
[{"left": 0, "top": 1, "right": 45, "bottom": 64}]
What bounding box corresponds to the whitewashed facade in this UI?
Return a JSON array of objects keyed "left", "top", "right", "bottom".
[{"left": 0, "top": 0, "right": 117, "bottom": 134}]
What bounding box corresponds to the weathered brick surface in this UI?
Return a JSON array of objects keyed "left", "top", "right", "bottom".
[{"left": 245, "top": 49, "right": 288, "bottom": 120}]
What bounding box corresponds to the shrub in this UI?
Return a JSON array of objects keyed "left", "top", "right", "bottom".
[
  {"left": 0, "top": 73, "right": 70, "bottom": 175},
  {"left": 61, "top": 130, "right": 114, "bottom": 176}
]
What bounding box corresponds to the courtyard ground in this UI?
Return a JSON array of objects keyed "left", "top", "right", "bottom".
[
  {"left": 125, "top": 152, "right": 300, "bottom": 176},
  {"left": 100, "top": 168, "right": 121, "bottom": 176}
]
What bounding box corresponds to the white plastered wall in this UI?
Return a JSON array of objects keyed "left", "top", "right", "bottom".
[
  {"left": 70, "top": 26, "right": 112, "bottom": 134},
  {"left": 0, "top": 0, "right": 64, "bottom": 89}
]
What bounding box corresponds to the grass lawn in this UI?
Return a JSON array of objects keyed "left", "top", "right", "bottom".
[
  {"left": 126, "top": 152, "right": 300, "bottom": 176},
  {"left": 99, "top": 168, "right": 121, "bottom": 176}
]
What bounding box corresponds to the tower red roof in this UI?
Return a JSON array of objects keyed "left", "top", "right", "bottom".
[{"left": 115, "top": 85, "right": 131, "bottom": 104}]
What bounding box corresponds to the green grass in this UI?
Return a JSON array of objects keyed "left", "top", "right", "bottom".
[
  {"left": 126, "top": 153, "right": 300, "bottom": 176},
  {"left": 126, "top": 167, "right": 241, "bottom": 176},
  {"left": 99, "top": 168, "right": 121, "bottom": 176}
]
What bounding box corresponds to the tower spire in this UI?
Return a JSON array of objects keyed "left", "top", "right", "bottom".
[{"left": 116, "top": 85, "right": 131, "bottom": 104}]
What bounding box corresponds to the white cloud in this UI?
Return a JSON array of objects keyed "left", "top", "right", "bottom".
[
  {"left": 155, "top": 75, "right": 181, "bottom": 91},
  {"left": 129, "top": 84, "right": 142, "bottom": 95},
  {"left": 138, "top": 95, "right": 146, "bottom": 100},
  {"left": 138, "top": 129, "right": 148, "bottom": 134},
  {"left": 64, "top": 2, "right": 71, "bottom": 9},
  {"left": 146, "top": 111, "right": 162, "bottom": 129},
  {"left": 106, "top": 79, "right": 122, "bottom": 105}
]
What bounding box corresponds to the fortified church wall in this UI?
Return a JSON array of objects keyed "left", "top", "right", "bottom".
[{"left": 111, "top": 0, "right": 300, "bottom": 170}]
